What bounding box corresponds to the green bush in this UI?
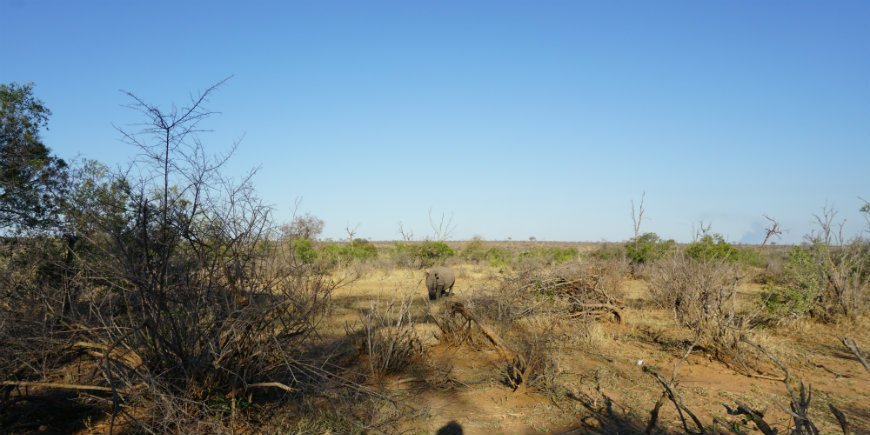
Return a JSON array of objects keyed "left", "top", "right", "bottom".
[
  {"left": 291, "top": 238, "right": 318, "bottom": 264},
  {"left": 760, "top": 247, "right": 821, "bottom": 317},
  {"left": 348, "top": 238, "right": 378, "bottom": 260},
  {"left": 319, "top": 238, "right": 379, "bottom": 267},
  {"left": 761, "top": 285, "right": 817, "bottom": 318},
  {"left": 483, "top": 247, "right": 513, "bottom": 267},
  {"left": 461, "top": 239, "right": 512, "bottom": 267},
  {"left": 625, "top": 232, "right": 675, "bottom": 265},
  {"left": 394, "top": 241, "right": 455, "bottom": 268},
  {"left": 685, "top": 234, "right": 738, "bottom": 262}
]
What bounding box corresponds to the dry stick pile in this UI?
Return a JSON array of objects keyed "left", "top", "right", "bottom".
[{"left": 531, "top": 271, "right": 624, "bottom": 323}]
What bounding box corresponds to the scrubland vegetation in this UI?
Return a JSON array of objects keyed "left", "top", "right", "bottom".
[{"left": 1, "top": 83, "right": 868, "bottom": 433}]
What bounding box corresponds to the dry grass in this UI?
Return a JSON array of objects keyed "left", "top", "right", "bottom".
[{"left": 3, "top": 242, "right": 869, "bottom": 434}]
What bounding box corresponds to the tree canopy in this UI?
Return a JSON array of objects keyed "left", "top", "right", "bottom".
[{"left": 0, "top": 82, "right": 67, "bottom": 231}]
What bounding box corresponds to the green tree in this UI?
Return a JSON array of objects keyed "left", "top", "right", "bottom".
[{"left": 0, "top": 83, "right": 67, "bottom": 231}]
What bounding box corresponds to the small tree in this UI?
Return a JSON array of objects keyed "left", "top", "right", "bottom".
[{"left": 282, "top": 212, "right": 324, "bottom": 240}]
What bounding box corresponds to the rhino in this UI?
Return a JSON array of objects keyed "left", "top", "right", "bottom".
[{"left": 426, "top": 266, "right": 456, "bottom": 300}]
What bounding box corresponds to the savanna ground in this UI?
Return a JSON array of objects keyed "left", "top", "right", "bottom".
[
  {"left": 319, "top": 243, "right": 869, "bottom": 434},
  {"left": 2, "top": 238, "right": 869, "bottom": 434}
]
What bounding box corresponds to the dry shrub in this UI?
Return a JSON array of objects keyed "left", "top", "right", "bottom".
[
  {"left": 1, "top": 87, "right": 344, "bottom": 433},
  {"left": 508, "top": 316, "right": 563, "bottom": 395},
  {"left": 351, "top": 297, "right": 424, "bottom": 379},
  {"left": 649, "top": 255, "right": 758, "bottom": 366}
]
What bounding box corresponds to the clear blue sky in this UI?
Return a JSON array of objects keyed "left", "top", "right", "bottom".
[{"left": 3, "top": 0, "right": 868, "bottom": 243}]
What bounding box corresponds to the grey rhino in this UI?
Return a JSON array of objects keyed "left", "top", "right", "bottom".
[{"left": 426, "top": 266, "right": 456, "bottom": 300}]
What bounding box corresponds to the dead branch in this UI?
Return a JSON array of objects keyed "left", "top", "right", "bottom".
[
  {"left": 841, "top": 336, "right": 869, "bottom": 372},
  {"left": 760, "top": 215, "right": 783, "bottom": 247},
  {"left": 74, "top": 341, "right": 143, "bottom": 369},
  {"left": 225, "top": 382, "right": 295, "bottom": 399},
  {"left": 0, "top": 381, "right": 135, "bottom": 394},
  {"left": 723, "top": 402, "right": 775, "bottom": 435},
  {"left": 828, "top": 403, "right": 850, "bottom": 435},
  {"left": 644, "top": 391, "right": 667, "bottom": 434},
  {"left": 447, "top": 302, "right": 527, "bottom": 391},
  {"left": 741, "top": 337, "right": 820, "bottom": 434},
  {"left": 642, "top": 366, "right": 706, "bottom": 434}
]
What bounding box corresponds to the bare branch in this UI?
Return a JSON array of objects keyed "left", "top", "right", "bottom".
[
  {"left": 760, "top": 214, "right": 782, "bottom": 247},
  {"left": 841, "top": 336, "right": 870, "bottom": 372},
  {"left": 428, "top": 208, "right": 456, "bottom": 241},
  {"left": 631, "top": 191, "right": 646, "bottom": 248}
]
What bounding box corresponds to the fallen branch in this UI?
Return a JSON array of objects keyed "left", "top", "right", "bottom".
[
  {"left": 814, "top": 362, "right": 848, "bottom": 378},
  {"left": 74, "top": 341, "right": 143, "bottom": 369},
  {"left": 447, "top": 302, "right": 527, "bottom": 391},
  {"left": 1, "top": 381, "right": 122, "bottom": 394},
  {"left": 841, "top": 336, "right": 869, "bottom": 373},
  {"left": 724, "top": 401, "right": 775, "bottom": 435},
  {"left": 828, "top": 403, "right": 850, "bottom": 435},
  {"left": 642, "top": 366, "right": 705, "bottom": 434},
  {"left": 644, "top": 391, "right": 667, "bottom": 434},
  {"left": 225, "top": 382, "right": 295, "bottom": 399}
]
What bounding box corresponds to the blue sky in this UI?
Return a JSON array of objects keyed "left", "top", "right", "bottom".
[{"left": 2, "top": 1, "right": 869, "bottom": 243}]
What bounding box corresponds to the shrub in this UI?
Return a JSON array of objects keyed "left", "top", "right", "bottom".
[
  {"left": 394, "top": 241, "right": 455, "bottom": 268},
  {"left": 517, "top": 247, "right": 578, "bottom": 266},
  {"left": 589, "top": 243, "right": 627, "bottom": 262},
  {"left": 352, "top": 298, "right": 423, "bottom": 378},
  {"left": 648, "top": 255, "right": 746, "bottom": 362},
  {"left": 0, "top": 84, "right": 338, "bottom": 433},
  {"left": 685, "top": 234, "right": 739, "bottom": 262},
  {"left": 320, "top": 238, "right": 379, "bottom": 268},
  {"left": 760, "top": 247, "right": 822, "bottom": 317},
  {"left": 625, "top": 232, "right": 675, "bottom": 265},
  {"left": 292, "top": 238, "right": 318, "bottom": 264}
]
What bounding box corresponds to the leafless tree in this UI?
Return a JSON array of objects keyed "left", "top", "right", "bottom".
[
  {"left": 631, "top": 192, "right": 646, "bottom": 249},
  {"left": 346, "top": 223, "right": 360, "bottom": 242},
  {"left": 429, "top": 208, "right": 456, "bottom": 241},
  {"left": 760, "top": 214, "right": 783, "bottom": 247},
  {"left": 397, "top": 221, "right": 414, "bottom": 241},
  {"left": 692, "top": 220, "right": 712, "bottom": 241}
]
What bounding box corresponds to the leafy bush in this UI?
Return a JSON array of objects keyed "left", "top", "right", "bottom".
[
  {"left": 765, "top": 239, "right": 868, "bottom": 320},
  {"left": 320, "top": 238, "right": 379, "bottom": 267},
  {"left": 625, "top": 232, "right": 675, "bottom": 265},
  {"left": 394, "top": 241, "right": 455, "bottom": 268},
  {"left": 292, "top": 238, "right": 318, "bottom": 264},
  {"left": 462, "top": 240, "right": 513, "bottom": 267},
  {"left": 685, "top": 234, "right": 739, "bottom": 262}
]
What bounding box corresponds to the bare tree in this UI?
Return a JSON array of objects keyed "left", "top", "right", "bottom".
[
  {"left": 346, "top": 223, "right": 360, "bottom": 242},
  {"left": 760, "top": 214, "right": 783, "bottom": 247},
  {"left": 397, "top": 221, "right": 414, "bottom": 241},
  {"left": 692, "top": 220, "right": 712, "bottom": 241},
  {"left": 631, "top": 192, "right": 646, "bottom": 250},
  {"left": 429, "top": 208, "right": 456, "bottom": 241}
]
